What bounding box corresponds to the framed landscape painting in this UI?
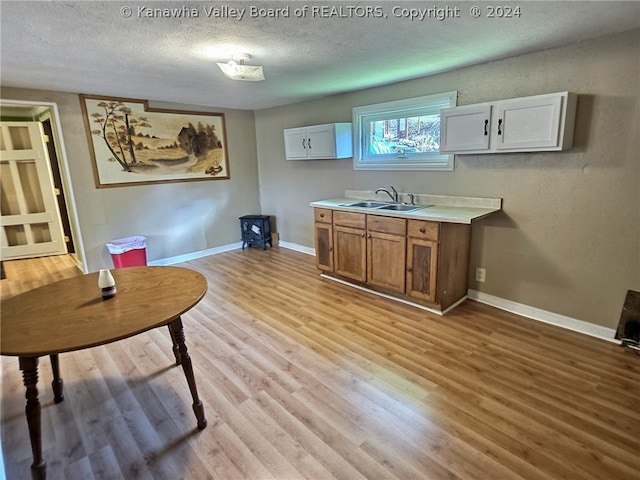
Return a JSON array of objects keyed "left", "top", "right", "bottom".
[{"left": 80, "top": 95, "right": 229, "bottom": 187}]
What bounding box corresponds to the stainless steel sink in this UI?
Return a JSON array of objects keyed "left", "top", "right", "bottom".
[
  {"left": 340, "top": 200, "right": 433, "bottom": 212},
  {"left": 342, "top": 201, "right": 389, "bottom": 208},
  {"left": 378, "top": 204, "right": 424, "bottom": 212}
]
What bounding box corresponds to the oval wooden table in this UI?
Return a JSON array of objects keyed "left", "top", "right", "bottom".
[{"left": 1, "top": 266, "right": 208, "bottom": 480}]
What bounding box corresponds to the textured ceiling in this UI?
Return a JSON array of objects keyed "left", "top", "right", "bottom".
[{"left": 1, "top": 1, "right": 639, "bottom": 110}]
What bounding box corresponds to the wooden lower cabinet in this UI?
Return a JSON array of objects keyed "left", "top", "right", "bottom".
[
  {"left": 406, "top": 219, "right": 471, "bottom": 309},
  {"left": 333, "top": 224, "right": 366, "bottom": 282},
  {"left": 406, "top": 236, "right": 438, "bottom": 303},
  {"left": 314, "top": 208, "right": 334, "bottom": 272},
  {"left": 331, "top": 211, "right": 367, "bottom": 282},
  {"left": 313, "top": 208, "right": 471, "bottom": 312},
  {"left": 314, "top": 222, "right": 333, "bottom": 271},
  {"left": 367, "top": 217, "right": 406, "bottom": 294}
]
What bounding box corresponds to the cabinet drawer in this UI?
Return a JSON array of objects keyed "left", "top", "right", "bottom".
[
  {"left": 314, "top": 208, "right": 333, "bottom": 224},
  {"left": 408, "top": 220, "right": 439, "bottom": 241},
  {"left": 367, "top": 215, "right": 406, "bottom": 235},
  {"left": 333, "top": 211, "right": 366, "bottom": 229}
]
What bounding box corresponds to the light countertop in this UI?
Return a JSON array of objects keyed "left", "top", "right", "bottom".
[{"left": 310, "top": 191, "right": 502, "bottom": 224}]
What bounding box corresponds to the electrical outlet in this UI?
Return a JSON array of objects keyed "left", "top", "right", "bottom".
[{"left": 475, "top": 267, "right": 486, "bottom": 283}]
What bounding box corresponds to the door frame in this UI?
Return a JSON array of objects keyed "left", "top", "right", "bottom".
[{"left": 1, "top": 99, "right": 87, "bottom": 272}]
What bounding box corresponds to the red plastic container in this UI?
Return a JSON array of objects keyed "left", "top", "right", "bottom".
[{"left": 106, "top": 236, "right": 147, "bottom": 268}]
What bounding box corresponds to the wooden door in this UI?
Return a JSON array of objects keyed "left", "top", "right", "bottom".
[
  {"left": 0, "top": 122, "right": 67, "bottom": 260},
  {"left": 367, "top": 230, "right": 406, "bottom": 293},
  {"left": 366, "top": 215, "right": 407, "bottom": 293},
  {"left": 333, "top": 225, "right": 366, "bottom": 282},
  {"left": 314, "top": 222, "right": 333, "bottom": 272},
  {"left": 406, "top": 237, "right": 438, "bottom": 303}
]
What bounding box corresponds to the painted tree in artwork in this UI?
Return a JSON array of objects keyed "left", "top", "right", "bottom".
[{"left": 89, "top": 101, "right": 152, "bottom": 171}]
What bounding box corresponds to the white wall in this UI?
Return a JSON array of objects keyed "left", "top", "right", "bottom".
[{"left": 254, "top": 29, "right": 640, "bottom": 329}]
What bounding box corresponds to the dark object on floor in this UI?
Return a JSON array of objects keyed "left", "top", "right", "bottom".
[
  {"left": 240, "top": 215, "right": 272, "bottom": 250},
  {"left": 615, "top": 289, "right": 640, "bottom": 350}
]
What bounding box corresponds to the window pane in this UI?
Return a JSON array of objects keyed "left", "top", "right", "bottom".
[
  {"left": 353, "top": 91, "right": 456, "bottom": 171},
  {"left": 369, "top": 114, "right": 441, "bottom": 156}
]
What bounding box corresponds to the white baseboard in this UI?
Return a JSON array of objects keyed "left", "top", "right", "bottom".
[
  {"left": 148, "top": 242, "right": 243, "bottom": 266},
  {"left": 467, "top": 289, "right": 617, "bottom": 343},
  {"left": 278, "top": 241, "right": 315, "bottom": 256},
  {"left": 148, "top": 240, "right": 314, "bottom": 266}
]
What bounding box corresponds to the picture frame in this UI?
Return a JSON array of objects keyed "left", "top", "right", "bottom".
[{"left": 80, "top": 94, "right": 229, "bottom": 188}]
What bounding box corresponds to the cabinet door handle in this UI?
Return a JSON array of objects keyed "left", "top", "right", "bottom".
[
  {"left": 308, "top": 138, "right": 312, "bottom": 149},
  {"left": 319, "top": 213, "right": 324, "bottom": 218},
  {"left": 302, "top": 138, "right": 306, "bottom": 149},
  {"left": 484, "top": 119, "right": 489, "bottom": 136},
  {"left": 419, "top": 227, "right": 426, "bottom": 233},
  {"left": 497, "top": 118, "right": 503, "bottom": 135},
  {"left": 361, "top": 233, "right": 365, "bottom": 237},
  {"left": 407, "top": 267, "right": 413, "bottom": 272}
]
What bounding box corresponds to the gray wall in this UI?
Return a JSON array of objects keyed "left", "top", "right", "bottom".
[
  {"left": 1, "top": 88, "right": 261, "bottom": 272},
  {"left": 255, "top": 29, "right": 640, "bottom": 329}
]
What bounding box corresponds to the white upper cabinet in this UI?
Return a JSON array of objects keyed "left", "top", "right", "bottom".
[
  {"left": 284, "top": 123, "right": 352, "bottom": 160},
  {"left": 440, "top": 92, "right": 577, "bottom": 154},
  {"left": 495, "top": 94, "right": 564, "bottom": 150},
  {"left": 440, "top": 103, "right": 492, "bottom": 153},
  {"left": 283, "top": 128, "right": 308, "bottom": 159}
]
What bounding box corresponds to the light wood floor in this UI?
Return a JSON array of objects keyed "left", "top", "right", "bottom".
[{"left": 1, "top": 249, "right": 639, "bottom": 480}]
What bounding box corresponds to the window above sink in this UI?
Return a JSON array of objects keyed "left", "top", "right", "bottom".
[{"left": 352, "top": 91, "right": 457, "bottom": 171}]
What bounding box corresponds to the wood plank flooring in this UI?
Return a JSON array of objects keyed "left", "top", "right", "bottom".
[{"left": 1, "top": 248, "right": 639, "bottom": 480}]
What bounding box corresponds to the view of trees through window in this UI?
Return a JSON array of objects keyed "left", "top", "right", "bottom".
[
  {"left": 354, "top": 91, "right": 455, "bottom": 170},
  {"left": 369, "top": 114, "right": 440, "bottom": 156}
]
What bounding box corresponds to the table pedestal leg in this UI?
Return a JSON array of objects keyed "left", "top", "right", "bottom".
[
  {"left": 50, "top": 354, "right": 64, "bottom": 404},
  {"left": 19, "top": 356, "right": 46, "bottom": 480},
  {"left": 167, "top": 325, "right": 181, "bottom": 366},
  {"left": 168, "top": 317, "right": 207, "bottom": 430}
]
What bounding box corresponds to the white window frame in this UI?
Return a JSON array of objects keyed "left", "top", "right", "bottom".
[{"left": 352, "top": 91, "right": 457, "bottom": 171}]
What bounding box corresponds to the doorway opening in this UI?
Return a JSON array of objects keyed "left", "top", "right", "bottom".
[{"left": 0, "top": 99, "right": 85, "bottom": 271}]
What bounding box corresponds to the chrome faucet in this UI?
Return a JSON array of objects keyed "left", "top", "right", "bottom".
[{"left": 375, "top": 185, "right": 398, "bottom": 203}]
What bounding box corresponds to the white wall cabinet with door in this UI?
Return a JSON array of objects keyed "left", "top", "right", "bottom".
[
  {"left": 0, "top": 122, "right": 67, "bottom": 259},
  {"left": 284, "top": 123, "right": 352, "bottom": 160},
  {"left": 440, "top": 92, "right": 577, "bottom": 154}
]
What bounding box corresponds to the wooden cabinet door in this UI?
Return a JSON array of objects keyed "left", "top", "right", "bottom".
[
  {"left": 314, "top": 222, "right": 333, "bottom": 272},
  {"left": 333, "top": 225, "right": 366, "bottom": 282},
  {"left": 406, "top": 237, "right": 438, "bottom": 303},
  {"left": 367, "top": 230, "right": 406, "bottom": 293},
  {"left": 440, "top": 104, "right": 492, "bottom": 153}
]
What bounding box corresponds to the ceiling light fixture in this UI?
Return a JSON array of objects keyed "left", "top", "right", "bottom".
[{"left": 217, "top": 53, "right": 265, "bottom": 82}]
